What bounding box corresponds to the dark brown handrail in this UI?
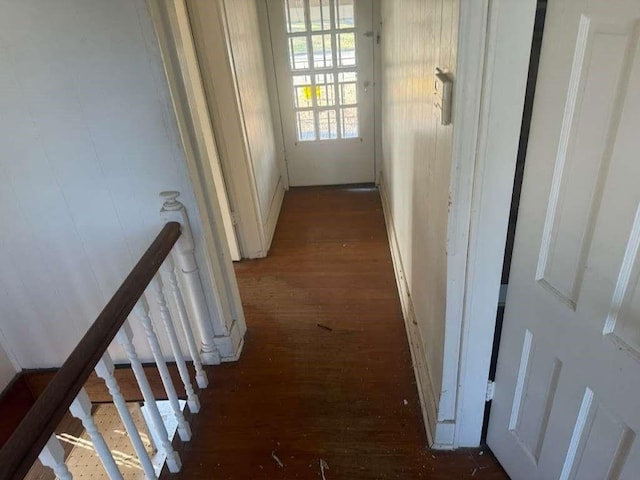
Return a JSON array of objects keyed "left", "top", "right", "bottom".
[{"left": 0, "top": 222, "right": 182, "bottom": 480}]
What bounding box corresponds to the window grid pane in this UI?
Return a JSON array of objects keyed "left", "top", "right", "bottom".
[
  {"left": 315, "top": 73, "right": 335, "bottom": 106},
  {"left": 340, "top": 107, "right": 358, "bottom": 138},
  {"left": 289, "top": 37, "right": 310, "bottom": 70},
  {"left": 339, "top": 82, "right": 357, "bottom": 106},
  {"left": 285, "top": 0, "right": 360, "bottom": 142},
  {"left": 310, "top": 0, "right": 331, "bottom": 31},
  {"left": 334, "top": 0, "right": 355, "bottom": 29},
  {"left": 337, "top": 33, "right": 356, "bottom": 67},
  {"left": 318, "top": 110, "right": 338, "bottom": 139},
  {"left": 312, "top": 34, "right": 333, "bottom": 68},
  {"left": 293, "top": 75, "right": 313, "bottom": 108},
  {"left": 296, "top": 110, "right": 316, "bottom": 141},
  {"left": 285, "top": 0, "right": 306, "bottom": 33}
]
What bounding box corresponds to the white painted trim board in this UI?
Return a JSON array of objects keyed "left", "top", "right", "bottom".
[
  {"left": 452, "top": 0, "right": 537, "bottom": 447},
  {"left": 147, "top": 0, "right": 247, "bottom": 358}
]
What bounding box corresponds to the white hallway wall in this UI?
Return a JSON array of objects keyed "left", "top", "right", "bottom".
[
  {"left": 187, "top": 0, "right": 285, "bottom": 259},
  {"left": 379, "top": 0, "right": 459, "bottom": 441},
  {"left": 0, "top": 0, "right": 228, "bottom": 371},
  {"left": 223, "top": 0, "right": 284, "bottom": 247}
]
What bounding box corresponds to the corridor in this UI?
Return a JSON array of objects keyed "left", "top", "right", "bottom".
[{"left": 165, "top": 187, "right": 506, "bottom": 479}]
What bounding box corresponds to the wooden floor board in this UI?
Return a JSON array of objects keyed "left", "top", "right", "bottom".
[{"left": 163, "top": 187, "right": 507, "bottom": 479}]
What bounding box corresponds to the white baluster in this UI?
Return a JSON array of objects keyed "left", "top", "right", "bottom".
[
  {"left": 69, "top": 389, "right": 123, "bottom": 479},
  {"left": 133, "top": 299, "right": 192, "bottom": 441},
  {"left": 149, "top": 275, "right": 200, "bottom": 414},
  {"left": 160, "top": 191, "right": 220, "bottom": 365},
  {"left": 115, "top": 320, "right": 182, "bottom": 473},
  {"left": 160, "top": 256, "right": 208, "bottom": 389},
  {"left": 95, "top": 353, "right": 157, "bottom": 480},
  {"left": 39, "top": 435, "right": 73, "bottom": 480}
]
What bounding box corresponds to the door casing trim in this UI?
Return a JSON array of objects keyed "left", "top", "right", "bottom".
[
  {"left": 447, "top": 0, "right": 537, "bottom": 448},
  {"left": 147, "top": 0, "right": 247, "bottom": 359}
]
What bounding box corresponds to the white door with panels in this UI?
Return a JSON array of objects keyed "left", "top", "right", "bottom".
[
  {"left": 488, "top": 1, "right": 640, "bottom": 479},
  {"left": 267, "top": 0, "right": 374, "bottom": 186}
]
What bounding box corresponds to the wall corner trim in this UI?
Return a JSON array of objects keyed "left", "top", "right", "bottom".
[
  {"left": 452, "top": 0, "right": 537, "bottom": 448},
  {"left": 438, "top": 0, "right": 492, "bottom": 449}
]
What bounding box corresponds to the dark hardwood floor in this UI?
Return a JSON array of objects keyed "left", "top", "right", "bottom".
[{"left": 164, "top": 186, "right": 507, "bottom": 479}]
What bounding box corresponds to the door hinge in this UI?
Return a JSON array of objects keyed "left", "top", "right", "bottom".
[
  {"left": 486, "top": 380, "right": 495, "bottom": 402},
  {"left": 231, "top": 212, "right": 240, "bottom": 226}
]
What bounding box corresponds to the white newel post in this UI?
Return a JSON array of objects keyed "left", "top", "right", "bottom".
[
  {"left": 95, "top": 353, "right": 158, "bottom": 480},
  {"left": 149, "top": 275, "right": 200, "bottom": 413},
  {"left": 39, "top": 435, "right": 73, "bottom": 480},
  {"left": 133, "top": 299, "right": 192, "bottom": 441},
  {"left": 115, "top": 321, "right": 182, "bottom": 473},
  {"left": 69, "top": 389, "right": 123, "bottom": 480},
  {"left": 160, "top": 256, "right": 209, "bottom": 389},
  {"left": 160, "top": 191, "right": 220, "bottom": 365}
]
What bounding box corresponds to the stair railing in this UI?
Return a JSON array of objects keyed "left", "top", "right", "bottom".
[{"left": 0, "top": 192, "right": 214, "bottom": 480}]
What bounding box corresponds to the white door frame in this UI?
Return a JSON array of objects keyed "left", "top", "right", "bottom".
[
  {"left": 188, "top": 0, "right": 287, "bottom": 259},
  {"left": 146, "top": 0, "right": 241, "bottom": 261},
  {"left": 256, "top": 0, "right": 290, "bottom": 189},
  {"left": 147, "top": 0, "right": 247, "bottom": 359},
  {"left": 440, "top": 0, "right": 538, "bottom": 448}
]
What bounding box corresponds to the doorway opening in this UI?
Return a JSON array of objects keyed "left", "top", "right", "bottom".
[
  {"left": 482, "top": 0, "right": 548, "bottom": 442},
  {"left": 266, "top": 0, "right": 376, "bottom": 186}
]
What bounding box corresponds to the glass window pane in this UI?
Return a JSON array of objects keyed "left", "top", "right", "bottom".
[
  {"left": 312, "top": 34, "right": 333, "bottom": 68},
  {"left": 334, "top": 0, "right": 355, "bottom": 29},
  {"left": 315, "top": 73, "right": 335, "bottom": 107},
  {"left": 340, "top": 107, "right": 359, "bottom": 138},
  {"left": 293, "top": 75, "right": 313, "bottom": 108},
  {"left": 310, "top": 0, "right": 331, "bottom": 31},
  {"left": 293, "top": 74, "right": 312, "bottom": 85},
  {"left": 337, "top": 33, "right": 356, "bottom": 66},
  {"left": 338, "top": 71, "right": 357, "bottom": 82},
  {"left": 318, "top": 110, "right": 338, "bottom": 139},
  {"left": 296, "top": 111, "right": 316, "bottom": 141},
  {"left": 338, "top": 72, "right": 358, "bottom": 105},
  {"left": 339, "top": 81, "right": 357, "bottom": 105},
  {"left": 289, "top": 37, "right": 309, "bottom": 70},
  {"left": 285, "top": 0, "right": 306, "bottom": 33}
]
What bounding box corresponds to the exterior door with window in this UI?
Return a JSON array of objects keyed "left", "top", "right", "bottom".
[{"left": 267, "top": 0, "right": 374, "bottom": 186}]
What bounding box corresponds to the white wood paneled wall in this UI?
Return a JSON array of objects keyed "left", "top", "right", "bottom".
[
  {"left": 187, "top": 0, "right": 285, "bottom": 258},
  {"left": 221, "top": 0, "right": 283, "bottom": 232},
  {"left": 379, "top": 0, "right": 460, "bottom": 445},
  {"left": 0, "top": 0, "right": 228, "bottom": 369}
]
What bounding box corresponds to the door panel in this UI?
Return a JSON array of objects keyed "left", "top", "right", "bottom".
[
  {"left": 267, "top": 0, "right": 375, "bottom": 186},
  {"left": 488, "top": 2, "right": 640, "bottom": 479}
]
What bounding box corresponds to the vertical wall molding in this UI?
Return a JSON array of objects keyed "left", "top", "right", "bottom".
[
  {"left": 454, "top": 0, "right": 538, "bottom": 447},
  {"left": 439, "top": 0, "right": 490, "bottom": 435},
  {"left": 148, "top": 0, "right": 247, "bottom": 361}
]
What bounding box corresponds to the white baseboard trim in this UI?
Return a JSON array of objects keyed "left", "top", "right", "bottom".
[
  {"left": 378, "top": 178, "right": 439, "bottom": 447},
  {"left": 213, "top": 317, "right": 246, "bottom": 363},
  {"left": 263, "top": 175, "right": 285, "bottom": 253}
]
